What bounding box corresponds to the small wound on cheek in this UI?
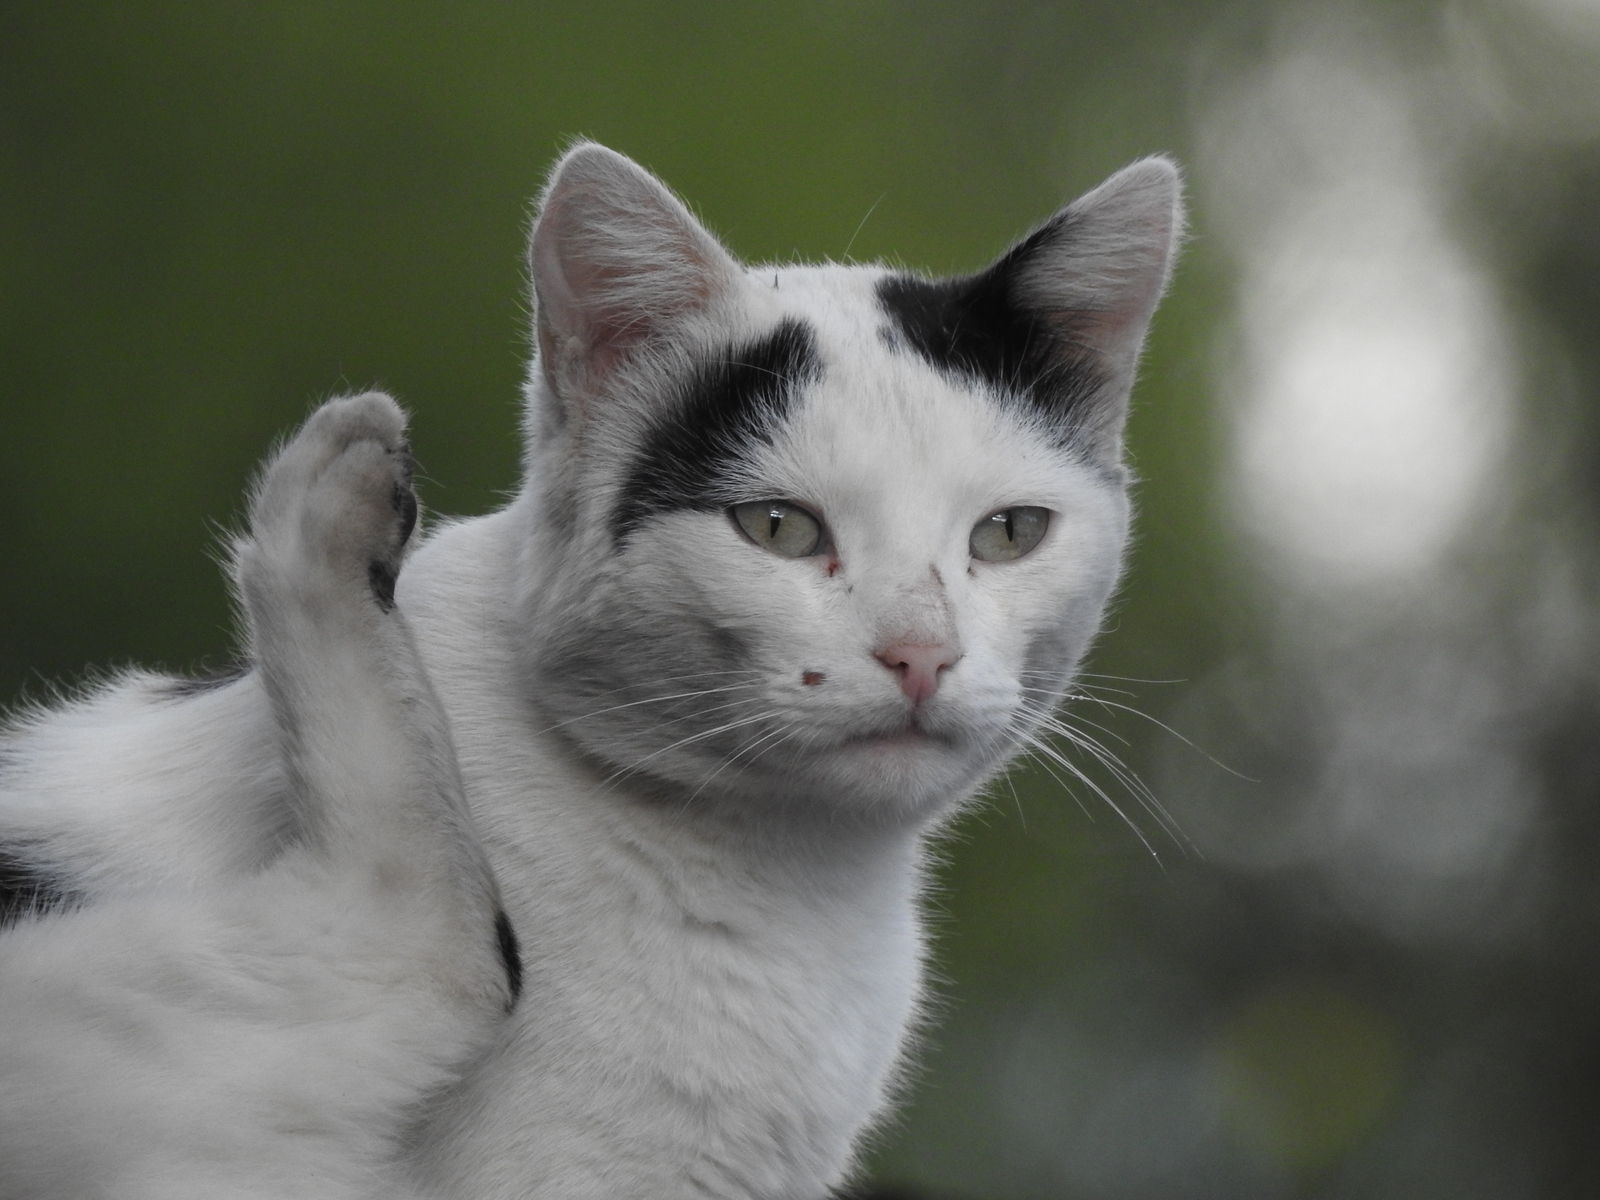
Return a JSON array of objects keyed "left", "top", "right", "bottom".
[{"left": 801, "top": 671, "right": 826, "bottom": 687}]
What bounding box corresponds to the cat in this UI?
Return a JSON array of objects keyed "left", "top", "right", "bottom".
[{"left": 0, "top": 142, "right": 1183, "bottom": 1198}]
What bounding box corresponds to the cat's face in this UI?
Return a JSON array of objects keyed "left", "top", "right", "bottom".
[{"left": 517, "top": 145, "right": 1180, "bottom": 824}]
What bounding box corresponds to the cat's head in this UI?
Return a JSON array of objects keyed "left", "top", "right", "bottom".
[{"left": 514, "top": 143, "right": 1181, "bottom": 826}]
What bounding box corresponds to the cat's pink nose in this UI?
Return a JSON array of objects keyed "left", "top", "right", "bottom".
[{"left": 874, "top": 642, "right": 961, "bottom": 706}]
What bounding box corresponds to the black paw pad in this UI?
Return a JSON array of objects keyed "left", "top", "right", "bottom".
[
  {"left": 391, "top": 442, "right": 418, "bottom": 546},
  {"left": 393, "top": 483, "right": 418, "bottom": 546}
]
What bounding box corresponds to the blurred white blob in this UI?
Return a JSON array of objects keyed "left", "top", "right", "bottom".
[
  {"left": 1181, "top": 15, "right": 1562, "bottom": 950},
  {"left": 1522, "top": 0, "right": 1600, "bottom": 36},
  {"left": 1207, "top": 53, "right": 1514, "bottom": 586}
]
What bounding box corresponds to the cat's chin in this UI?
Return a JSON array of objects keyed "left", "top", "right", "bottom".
[
  {"left": 762, "top": 728, "right": 1001, "bottom": 823},
  {"left": 846, "top": 729, "right": 940, "bottom": 752}
]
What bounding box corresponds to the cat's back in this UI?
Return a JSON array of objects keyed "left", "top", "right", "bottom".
[{"left": 0, "top": 665, "right": 286, "bottom": 899}]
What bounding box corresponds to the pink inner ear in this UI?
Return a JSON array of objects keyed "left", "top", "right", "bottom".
[
  {"left": 532, "top": 159, "right": 738, "bottom": 397},
  {"left": 1016, "top": 158, "right": 1181, "bottom": 374},
  {"left": 1059, "top": 302, "right": 1141, "bottom": 350},
  {"left": 570, "top": 243, "right": 722, "bottom": 362},
  {"left": 1027, "top": 246, "right": 1171, "bottom": 372}
]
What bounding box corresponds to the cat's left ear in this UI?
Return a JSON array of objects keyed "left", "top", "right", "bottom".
[
  {"left": 1017, "top": 155, "right": 1184, "bottom": 412},
  {"left": 879, "top": 156, "right": 1184, "bottom": 460}
]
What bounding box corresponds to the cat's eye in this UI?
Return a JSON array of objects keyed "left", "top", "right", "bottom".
[
  {"left": 731, "top": 501, "right": 825, "bottom": 558},
  {"left": 970, "top": 506, "right": 1049, "bottom": 562}
]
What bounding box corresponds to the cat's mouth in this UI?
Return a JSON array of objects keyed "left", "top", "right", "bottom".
[{"left": 842, "top": 716, "right": 955, "bottom": 751}]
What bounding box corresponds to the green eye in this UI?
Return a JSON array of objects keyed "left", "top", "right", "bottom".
[
  {"left": 731, "top": 501, "right": 824, "bottom": 558},
  {"left": 970, "top": 506, "right": 1049, "bottom": 562}
]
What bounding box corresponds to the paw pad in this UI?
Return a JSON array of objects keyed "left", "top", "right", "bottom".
[{"left": 367, "top": 443, "right": 416, "bottom": 613}]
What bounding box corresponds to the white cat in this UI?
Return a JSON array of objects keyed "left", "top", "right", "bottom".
[{"left": 0, "top": 144, "right": 1183, "bottom": 1199}]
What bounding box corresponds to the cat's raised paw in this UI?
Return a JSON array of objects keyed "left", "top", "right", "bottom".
[{"left": 240, "top": 391, "right": 418, "bottom": 615}]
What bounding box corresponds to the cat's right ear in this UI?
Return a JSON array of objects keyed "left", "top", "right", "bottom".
[{"left": 529, "top": 143, "right": 742, "bottom": 416}]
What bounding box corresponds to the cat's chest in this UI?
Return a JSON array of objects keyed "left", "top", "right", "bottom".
[
  {"left": 493, "top": 769, "right": 924, "bottom": 1080},
  {"left": 431, "top": 736, "right": 925, "bottom": 1196}
]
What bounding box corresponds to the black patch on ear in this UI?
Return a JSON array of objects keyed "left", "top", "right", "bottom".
[
  {"left": 159, "top": 660, "right": 254, "bottom": 700},
  {"left": 495, "top": 908, "right": 523, "bottom": 1008},
  {"left": 612, "top": 318, "right": 821, "bottom": 544},
  {"left": 875, "top": 214, "right": 1102, "bottom": 443},
  {"left": 0, "top": 845, "right": 74, "bottom": 927}
]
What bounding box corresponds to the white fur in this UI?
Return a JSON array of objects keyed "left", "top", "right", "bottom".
[{"left": 0, "top": 145, "right": 1182, "bottom": 1198}]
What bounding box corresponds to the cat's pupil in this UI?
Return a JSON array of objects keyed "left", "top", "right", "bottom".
[
  {"left": 970, "top": 506, "right": 1049, "bottom": 562},
  {"left": 731, "top": 500, "right": 824, "bottom": 558}
]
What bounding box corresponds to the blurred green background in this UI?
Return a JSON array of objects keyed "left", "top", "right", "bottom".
[{"left": 4, "top": 3, "right": 1599, "bottom": 1197}]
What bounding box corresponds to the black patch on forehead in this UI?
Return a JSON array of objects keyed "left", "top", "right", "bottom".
[
  {"left": 0, "top": 844, "right": 75, "bottom": 927},
  {"left": 875, "top": 214, "right": 1101, "bottom": 438},
  {"left": 612, "top": 318, "right": 821, "bottom": 544}
]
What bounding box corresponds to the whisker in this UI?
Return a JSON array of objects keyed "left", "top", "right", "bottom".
[
  {"left": 1016, "top": 743, "right": 1099, "bottom": 825},
  {"left": 1019, "top": 729, "right": 1165, "bottom": 865},
  {"left": 684, "top": 723, "right": 802, "bottom": 808},
  {"left": 539, "top": 682, "right": 763, "bottom": 734},
  {"left": 609, "top": 693, "right": 766, "bottom": 738},
  {"left": 1003, "top": 764, "right": 1027, "bottom": 831},
  {"left": 553, "top": 668, "right": 762, "bottom": 707},
  {"left": 1064, "top": 694, "right": 1254, "bottom": 782},
  {"left": 598, "top": 710, "right": 779, "bottom": 792},
  {"left": 1021, "top": 675, "right": 1252, "bottom": 784},
  {"left": 1032, "top": 710, "right": 1191, "bottom": 852},
  {"left": 1019, "top": 688, "right": 1136, "bottom": 751},
  {"left": 1020, "top": 670, "right": 1139, "bottom": 700},
  {"left": 1074, "top": 671, "right": 1190, "bottom": 686}
]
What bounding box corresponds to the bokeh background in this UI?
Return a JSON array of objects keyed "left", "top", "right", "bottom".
[{"left": 4, "top": 2, "right": 1599, "bottom": 1196}]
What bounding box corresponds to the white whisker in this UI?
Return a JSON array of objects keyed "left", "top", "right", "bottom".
[
  {"left": 1033, "top": 710, "right": 1191, "bottom": 852},
  {"left": 684, "top": 723, "right": 803, "bottom": 808},
  {"left": 1020, "top": 728, "right": 1164, "bottom": 864},
  {"left": 1020, "top": 746, "right": 1099, "bottom": 825},
  {"left": 598, "top": 709, "right": 780, "bottom": 793},
  {"left": 540, "top": 681, "right": 763, "bottom": 735},
  {"left": 1064, "top": 693, "right": 1253, "bottom": 782}
]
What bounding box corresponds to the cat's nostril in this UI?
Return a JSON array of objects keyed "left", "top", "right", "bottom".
[{"left": 874, "top": 642, "right": 960, "bottom": 706}]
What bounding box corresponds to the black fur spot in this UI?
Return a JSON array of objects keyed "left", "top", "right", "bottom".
[
  {"left": 159, "top": 660, "right": 254, "bottom": 700},
  {"left": 611, "top": 318, "right": 821, "bottom": 544},
  {"left": 368, "top": 560, "right": 398, "bottom": 612},
  {"left": 393, "top": 483, "right": 418, "bottom": 546},
  {"left": 875, "top": 214, "right": 1102, "bottom": 445},
  {"left": 495, "top": 908, "right": 523, "bottom": 1008},
  {"left": 390, "top": 443, "right": 418, "bottom": 546},
  {"left": 0, "top": 845, "right": 72, "bottom": 927}
]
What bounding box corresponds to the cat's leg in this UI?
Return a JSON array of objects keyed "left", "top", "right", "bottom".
[
  {"left": 0, "top": 395, "right": 515, "bottom": 1200},
  {"left": 234, "top": 391, "right": 518, "bottom": 1019}
]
